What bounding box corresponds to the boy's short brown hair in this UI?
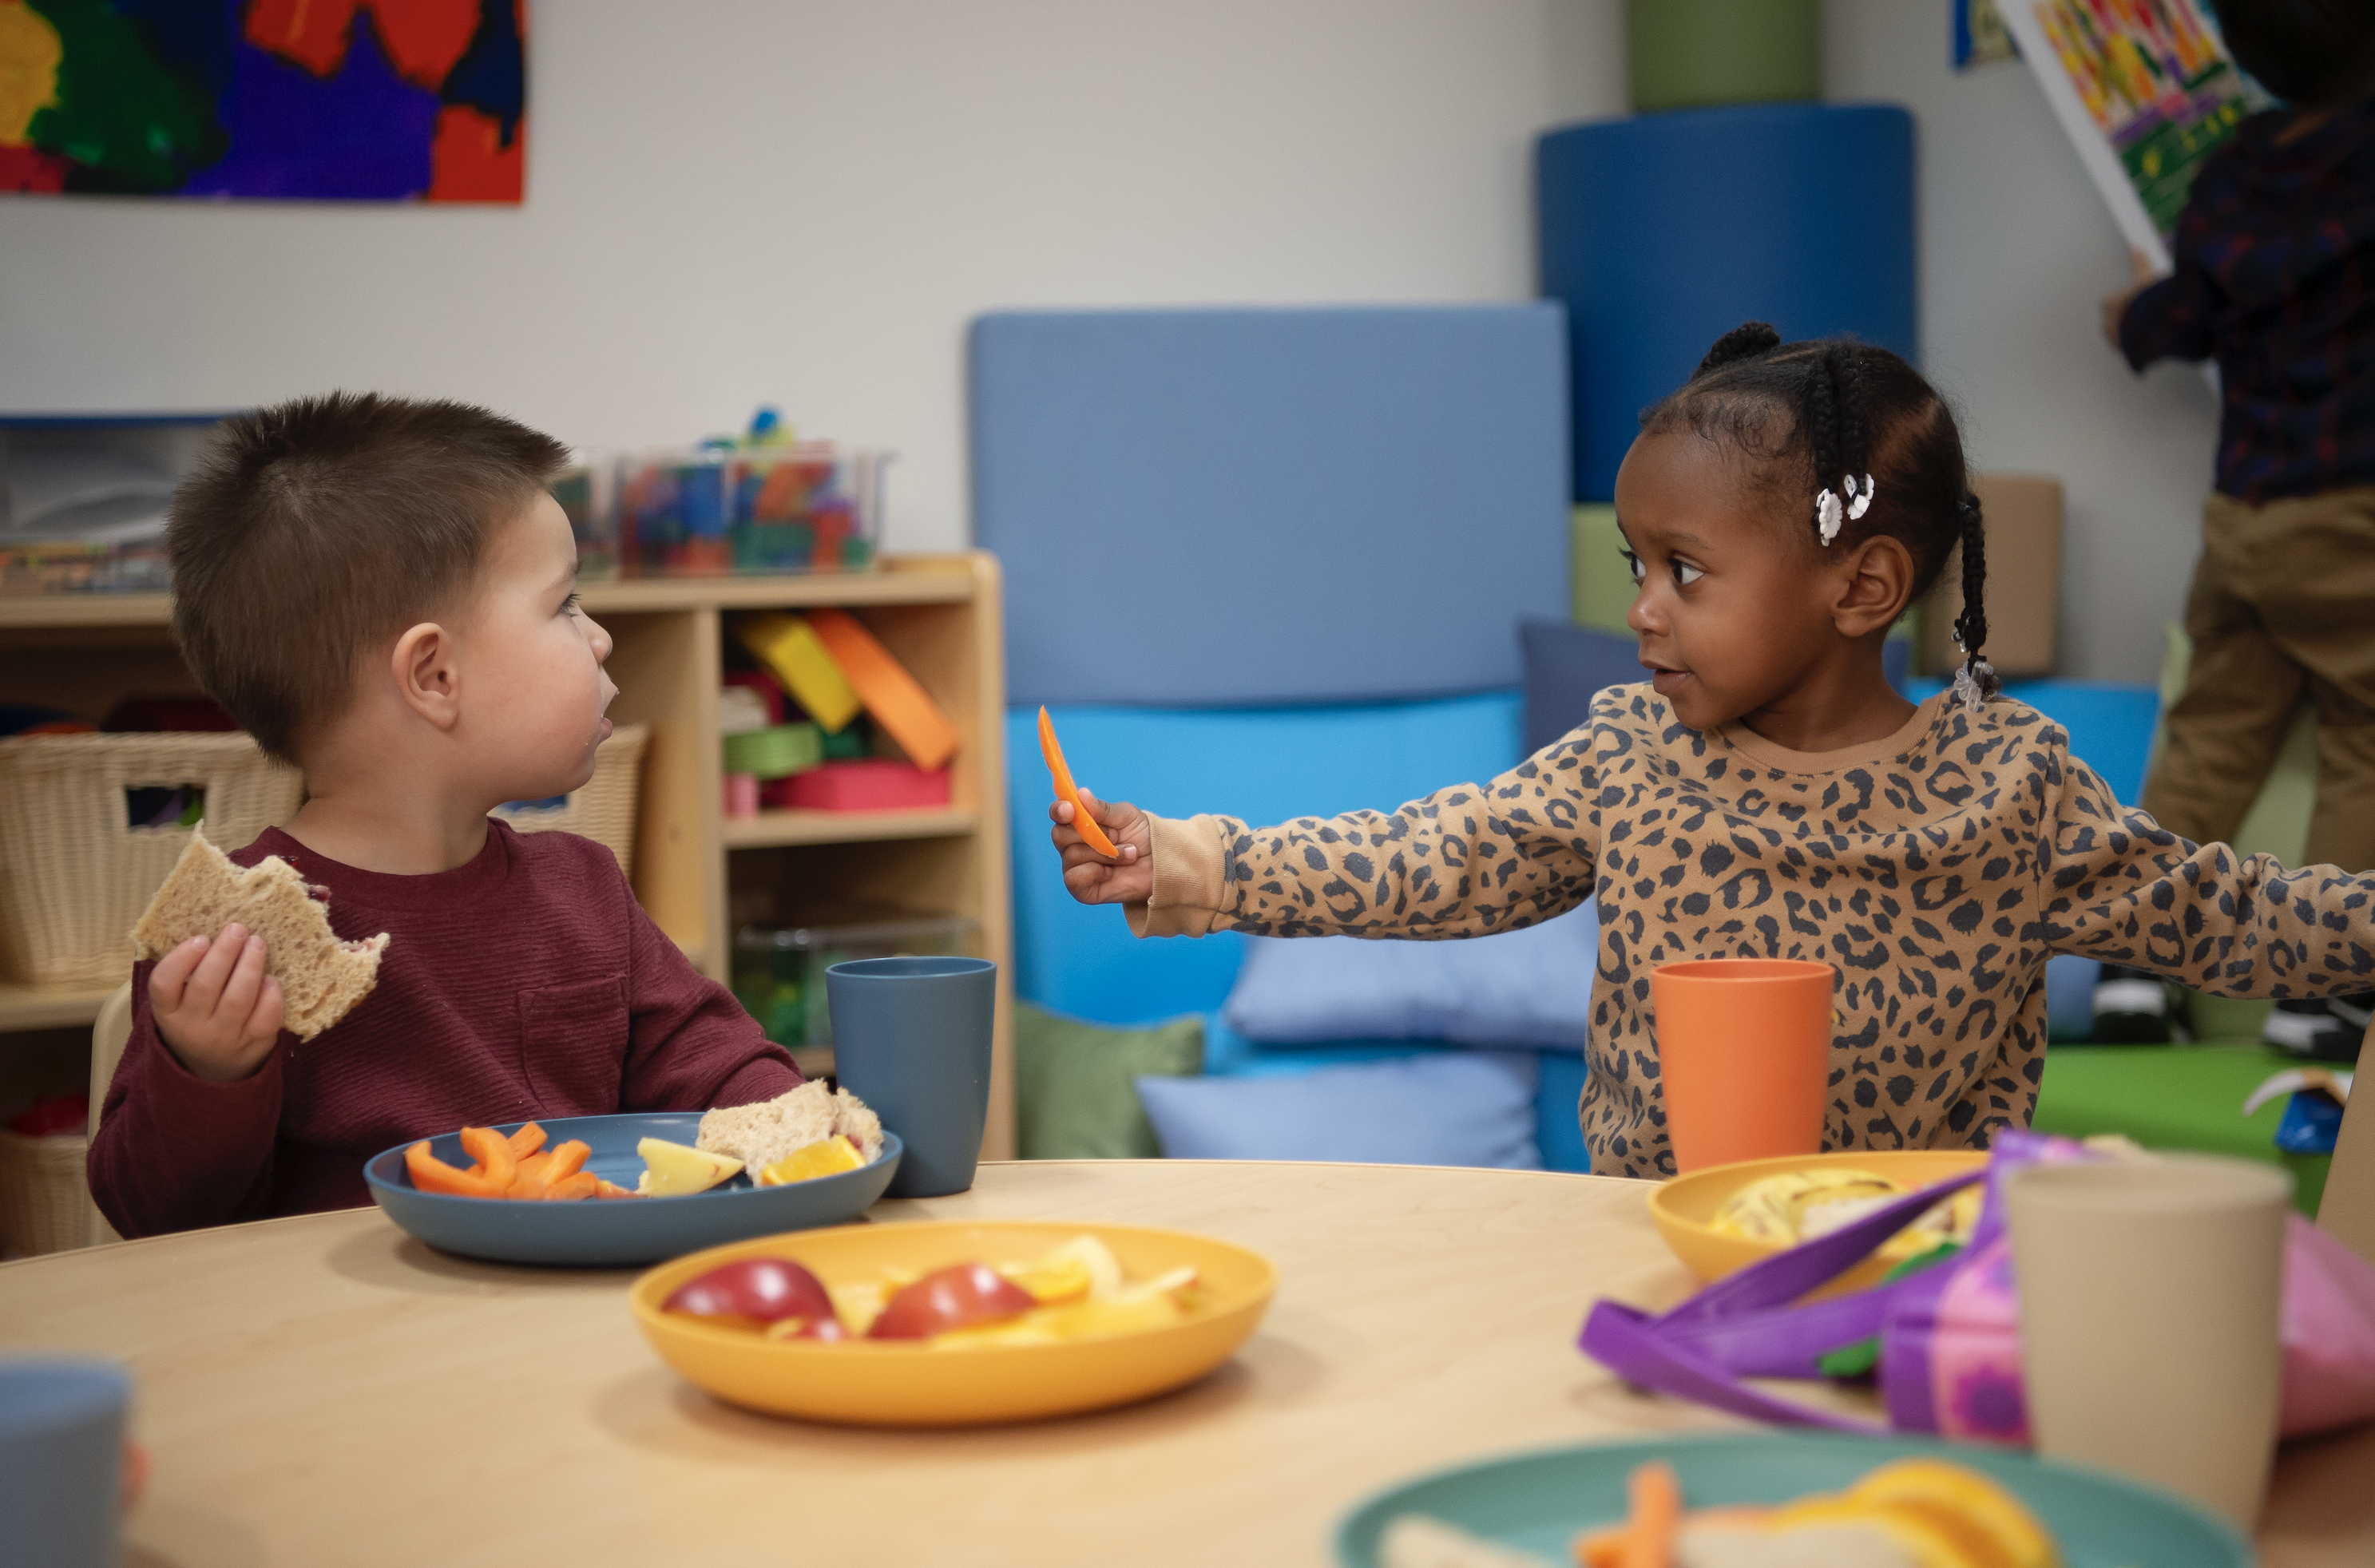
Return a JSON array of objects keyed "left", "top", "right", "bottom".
[{"left": 168, "top": 392, "right": 570, "bottom": 765}]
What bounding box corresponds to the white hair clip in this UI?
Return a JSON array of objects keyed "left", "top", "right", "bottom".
[
  {"left": 1952, "top": 658, "right": 1998, "bottom": 715},
  {"left": 1815, "top": 488, "right": 1844, "bottom": 544},
  {"left": 1842, "top": 473, "right": 1875, "bottom": 521}
]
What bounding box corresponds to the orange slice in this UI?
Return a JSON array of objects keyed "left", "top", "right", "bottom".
[{"left": 1037, "top": 705, "right": 1120, "bottom": 857}]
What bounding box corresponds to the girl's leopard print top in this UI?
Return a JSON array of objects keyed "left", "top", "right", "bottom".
[{"left": 1125, "top": 686, "right": 2375, "bottom": 1178}]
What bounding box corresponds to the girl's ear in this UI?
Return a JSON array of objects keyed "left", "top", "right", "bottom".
[{"left": 1833, "top": 535, "right": 1916, "bottom": 637}]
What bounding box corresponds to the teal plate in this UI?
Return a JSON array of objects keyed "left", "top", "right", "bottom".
[
  {"left": 1335, "top": 1431, "right": 2250, "bottom": 1566},
  {"left": 364, "top": 1113, "right": 902, "bottom": 1268}
]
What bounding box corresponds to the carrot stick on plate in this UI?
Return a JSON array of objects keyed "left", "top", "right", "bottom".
[{"left": 1037, "top": 706, "right": 1120, "bottom": 857}]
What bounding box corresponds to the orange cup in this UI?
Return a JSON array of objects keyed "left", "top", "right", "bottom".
[{"left": 1650, "top": 958, "right": 1836, "bottom": 1173}]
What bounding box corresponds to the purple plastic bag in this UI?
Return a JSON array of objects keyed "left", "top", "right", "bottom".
[{"left": 1580, "top": 1130, "right": 2375, "bottom": 1443}]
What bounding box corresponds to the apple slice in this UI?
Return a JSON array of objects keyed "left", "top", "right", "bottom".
[
  {"left": 866, "top": 1262, "right": 1039, "bottom": 1340},
  {"left": 662, "top": 1257, "right": 839, "bottom": 1333},
  {"left": 636, "top": 1138, "right": 743, "bottom": 1196}
]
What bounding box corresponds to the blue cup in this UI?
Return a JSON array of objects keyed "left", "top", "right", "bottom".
[
  {"left": 0, "top": 1356, "right": 129, "bottom": 1568},
  {"left": 826, "top": 956, "right": 997, "bottom": 1198}
]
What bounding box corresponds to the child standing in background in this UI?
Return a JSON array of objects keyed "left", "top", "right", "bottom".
[
  {"left": 1052, "top": 326, "right": 2375, "bottom": 1178},
  {"left": 2102, "top": 0, "right": 2375, "bottom": 1059}
]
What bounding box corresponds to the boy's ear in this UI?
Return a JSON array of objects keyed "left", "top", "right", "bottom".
[
  {"left": 1833, "top": 535, "right": 1916, "bottom": 637},
  {"left": 391, "top": 622, "right": 462, "bottom": 731}
]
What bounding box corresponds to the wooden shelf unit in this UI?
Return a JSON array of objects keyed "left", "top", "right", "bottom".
[{"left": 0, "top": 553, "right": 1016, "bottom": 1158}]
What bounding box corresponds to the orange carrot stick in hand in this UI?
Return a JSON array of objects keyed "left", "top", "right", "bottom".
[
  {"left": 1617, "top": 1461, "right": 1681, "bottom": 1568},
  {"left": 1037, "top": 706, "right": 1119, "bottom": 857}
]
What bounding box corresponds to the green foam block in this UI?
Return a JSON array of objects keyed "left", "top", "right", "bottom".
[{"left": 1627, "top": 0, "right": 1821, "bottom": 113}]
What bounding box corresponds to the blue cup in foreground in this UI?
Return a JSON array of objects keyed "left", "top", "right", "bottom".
[
  {"left": 826, "top": 956, "right": 997, "bottom": 1198},
  {"left": 0, "top": 1356, "right": 129, "bottom": 1568}
]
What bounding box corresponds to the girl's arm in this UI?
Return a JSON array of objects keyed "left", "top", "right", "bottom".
[
  {"left": 2040, "top": 757, "right": 2375, "bottom": 996},
  {"left": 1057, "top": 722, "right": 1609, "bottom": 943}
]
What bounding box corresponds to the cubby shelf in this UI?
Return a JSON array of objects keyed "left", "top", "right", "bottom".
[
  {"left": 720, "top": 806, "right": 977, "bottom": 849},
  {"left": 0, "top": 552, "right": 1016, "bottom": 1158}
]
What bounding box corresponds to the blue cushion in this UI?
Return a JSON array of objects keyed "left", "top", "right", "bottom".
[
  {"left": 1135, "top": 1051, "right": 1543, "bottom": 1168},
  {"left": 1521, "top": 622, "right": 1913, "bottom": 755},
  {"left": 1536, "top": 1051, "right": 1591, "bottom": 1173},
  {"left": 1006, "top": 694, "right": 1524, "bottom": 1026},
  {"left": 2044, "top": 954, "right": 2103, "bottom": 1043},
  {"left": 1201, "top": 1012, "right": 1445, "bottom": 1077},
  {"left": 1520, "top": 621, "right": 1642, "bottom": 755},
  {"left": 1540, "top": 104, "right": 1917, "bottom": 502},
  {"left": 1902, "top": 678, "right": 2161, "bottom": 803},
  {"left": 971, "top": 307, "right": 1570, "bottom": 707},
  {"left": 1223, "top": 901, "right": 1599, "bottom": 1048}
]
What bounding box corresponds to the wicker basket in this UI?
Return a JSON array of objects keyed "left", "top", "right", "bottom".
[
  {"left": 0, "top": 732, "right": 306, "bottom": 987},
  {"left": 0, "top": 1130, "right": 90, "bottom": 1256},
  {"left": 491, "top": 724, "right": 650, "bottom": 878}
]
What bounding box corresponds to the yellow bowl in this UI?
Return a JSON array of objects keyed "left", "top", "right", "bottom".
[
  {"left": 629, "top": 1219, "right": 1278, "bottom": 1427},
  {"left": 1649, "top": 1150, "right": 1989, "bottom": 1297}
]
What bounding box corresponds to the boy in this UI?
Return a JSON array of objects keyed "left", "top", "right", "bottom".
[
  {"left": 89, "top": 394, "right": 800, "bottom": 1237},
  {"left": 2099, "top": 0, "right": 2375, "bottom": 1059}
]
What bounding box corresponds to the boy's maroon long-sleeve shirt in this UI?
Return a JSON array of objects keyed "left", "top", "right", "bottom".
[{"left": 89, "top": 820, "right": 801, "bottom": 1237}]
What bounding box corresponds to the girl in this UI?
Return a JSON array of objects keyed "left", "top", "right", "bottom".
[{"left": 1050, "top": 324, "right": 2375, "bottom": 1178}]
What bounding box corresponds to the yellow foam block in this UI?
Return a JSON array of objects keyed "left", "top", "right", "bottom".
[
  {"left": 807, "top": 609, "right": 960, "bottom": 772},
  {"left": 735, "top": 612, "right": 861, "bottom": 734}
]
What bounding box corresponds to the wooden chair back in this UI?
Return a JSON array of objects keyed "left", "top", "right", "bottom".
[
  {"left": 2318, "top": 1016, "right": 2375, "bottom": 1265},
  {"left": 85, "top": 982, "right": 133, "bottom": 1245}
]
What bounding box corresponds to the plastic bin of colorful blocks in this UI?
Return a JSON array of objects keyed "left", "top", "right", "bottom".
[{"left": 613, "top": 445, "right": 886, "bottom": 577}]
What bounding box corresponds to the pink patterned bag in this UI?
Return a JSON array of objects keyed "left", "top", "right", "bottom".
[{"left": 1580, "top": 1130, "right": 2375, "bottom": 1443}]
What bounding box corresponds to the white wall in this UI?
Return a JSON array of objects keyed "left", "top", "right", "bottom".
[
  {"left": 0, "top": 0, "right": 1628, "bottom": 557},
  {"left": 1826, "top": 0, "right": 2222, "bottom": 684}
]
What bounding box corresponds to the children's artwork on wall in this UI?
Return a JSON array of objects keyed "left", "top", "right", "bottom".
[
  {"left": 1996, "top": 0, "right": 2261, "bottom": 262},
  {"left": 0, "top": 0, "right": 525, "bottom": 203},
  {"left": 1953, "top": 0, "right": 2018, "bottom": 71}
]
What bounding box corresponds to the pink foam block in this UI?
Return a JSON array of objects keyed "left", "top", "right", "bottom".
[{"left": 775, "top": 760, "right": 950, "bottom": 812}]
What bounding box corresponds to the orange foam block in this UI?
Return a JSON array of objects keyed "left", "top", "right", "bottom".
[{"left": 805, "top": 609, "right": 960, "bottom": 772}]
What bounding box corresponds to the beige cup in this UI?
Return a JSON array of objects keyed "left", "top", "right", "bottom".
[{"left": 2006, "top": 1155, "right": 2290, "bottom": 1529}]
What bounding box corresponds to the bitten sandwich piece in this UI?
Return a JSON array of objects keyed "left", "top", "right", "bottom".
[
  {"left": 129, "top": 830, "right": 390, "bottom": 1040},
  {"left": 696, "top": 1079, "right": 884, "bottom": 1171}
]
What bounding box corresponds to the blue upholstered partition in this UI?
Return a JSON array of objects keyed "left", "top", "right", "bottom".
[
  {"left": 1004, "top": 694, "right": 1525, "bottom": 1028},
  {"left": 1538, "top": 104, "right": 1918, "bottom": 501},
  {"left": 970, "top": 307, "right": 1572, "bottom": 707}
]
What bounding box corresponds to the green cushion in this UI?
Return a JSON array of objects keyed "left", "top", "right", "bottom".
[
  {"left": 1013, "top": 1002, "right": 1203, "bottom": 1160},
  {"left": 1625, "top": 0, "right": 1820, "bottom": 112},
  {"left": 2034, "top": 1042, "right": 2329, "bottom": 1214}
]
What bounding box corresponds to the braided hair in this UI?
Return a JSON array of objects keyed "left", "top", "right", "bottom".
[{"left": 1640, "top": 323, "right": 2000, "bottom": 710}]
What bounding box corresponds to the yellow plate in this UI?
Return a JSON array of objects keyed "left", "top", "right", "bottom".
[
  {"left": 629, "top": 1219, "right": 1279, "bottom": 1427},
  {"left": 1650, "top": 1150, "right": 1988, "bottom": 1297}
]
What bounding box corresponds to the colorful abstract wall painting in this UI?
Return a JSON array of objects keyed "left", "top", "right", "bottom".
[{"left": 0, "top": 0, "right": 525, "bottom": 202}]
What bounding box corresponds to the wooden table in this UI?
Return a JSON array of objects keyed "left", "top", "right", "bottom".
[{"left": 2, "top": 1161, "right": 2368, "bottom": 1566}]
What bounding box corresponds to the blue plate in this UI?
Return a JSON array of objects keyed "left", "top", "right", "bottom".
[
  {"left": 1335, "top": 1431, "right": 2249, "bottom": 1566},
  {"left": 363, "top": 1114, "right": 902, "bottom": 1267}
]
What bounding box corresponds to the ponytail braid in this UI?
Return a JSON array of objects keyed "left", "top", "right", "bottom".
[
  {"left": 1807, "top": 349, "right": 1841, "bottom": 501},
  {"left": 1695, "top": 321, "right": 1781, "bottom": 378},
  {"left": 1950, "top": 492, "right": 2001, "bottom": 713}
]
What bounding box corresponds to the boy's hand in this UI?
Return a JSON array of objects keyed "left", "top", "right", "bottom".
[
  {"left": 1050, "top": 789, "right": 1152, "bottom": 906},
  {"left": 149, "top": 925, "right": 286, "bottom": 1084},
  {"left": 2101, "top": 246, "right": 2159, "bottom": 347}
]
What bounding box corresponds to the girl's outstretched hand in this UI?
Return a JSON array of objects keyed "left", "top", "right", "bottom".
[{"left": 1050, "top": 788, "right": 1152, "bottom": 906}]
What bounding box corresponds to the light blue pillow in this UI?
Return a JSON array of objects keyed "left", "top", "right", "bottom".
[
  {"left": 2044, "top": 953, "right": 2103, "bottom": 1043},
  {"left": 1222, "top": 902, "right": 1598, "bottom": 1048},
  {"left": 1135, "top": 1052, "right": 1543, "bottom": 1168}
]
